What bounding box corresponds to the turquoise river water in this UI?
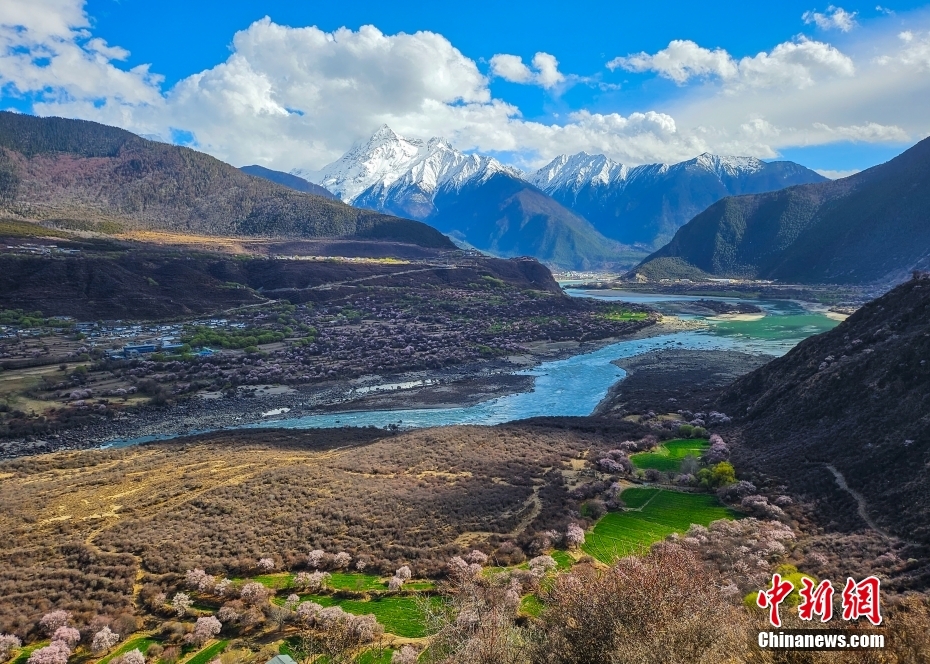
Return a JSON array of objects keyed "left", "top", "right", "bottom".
[
  {"left": 243, "top": 290, "right": 839, "bottom": 431},
  {"left": 108, "top": 290, "right": 839, "bottom": 446}
]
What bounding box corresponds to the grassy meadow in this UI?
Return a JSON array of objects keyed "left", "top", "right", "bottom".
[
  {"left": 582, "top": 488, "right": 736, "bottom": 564},
  {"left": 630, "top": 438, "right": 709, "bottom": 472}
]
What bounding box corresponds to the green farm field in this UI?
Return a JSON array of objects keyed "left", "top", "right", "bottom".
[
  {"left": 184, "top": 641, "right": 229, "bottom": 664},
  {"left": 630, "top": 438, "right": 709, "bottom": 472},
  {"left": 97, "top": 638, "right": 160, "bottom": 664},
  {"left": 582, "top": 488, "right": 736, "bottom": 564},
  {"left": 292, "top": 595, "right": 441, "bottom": 638}
]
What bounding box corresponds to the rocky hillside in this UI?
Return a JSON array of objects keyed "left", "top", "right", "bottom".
[
  {"left": 718, "top": 276, "right": 930, "bottom": 572},
  {"left": 0, "top": 113, "right": 453, "bottom": 249},
  {"left": 635, "top": 136, "right": 930, "bottom": 284}
]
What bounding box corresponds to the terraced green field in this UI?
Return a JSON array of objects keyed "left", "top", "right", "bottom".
[
  {"left": 582, "top": 488, "right": 736, "bottom": 564},
  {"left": 185, "top": 640, "right": 228, "bottom": 664},
  {"left": 10, "top": 642, "right": 45, "bottom": 664},
  {"left": 246, "top": 573, "right": 294, "bottom": 589},
  {"left": 550, "top": 550, "right": 574, "bottom": 570},
  {"left": 295, "top": 595, "right": 441, "bottom": 638},
  {"left": 282, "top": 640, "right": 395, "bottom": 663},
  {"left": 249, "top": 571, "right": 427, "bottom": 593},
  {"left": 630, "top": 438, "right": 709, "bottom": 472},
  {"left": 98, "top": 637, "right": 160, "bottom": 664},
  {"left": 326, "top": 572, "right": 386, "bottom": 591}
]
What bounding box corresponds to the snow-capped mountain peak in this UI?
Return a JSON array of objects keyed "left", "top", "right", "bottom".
[
  {"left": 686, "top": 152, "right": 766, "bottom": 178},
  {"left": 530, "top": 152, "right": 630, "bottom": 195},
  {"left": 294, "top": 126, "right": 520, "bottom": 208},
  {"left": 530, "top": 150, "right": 772, "bottom": 199}
]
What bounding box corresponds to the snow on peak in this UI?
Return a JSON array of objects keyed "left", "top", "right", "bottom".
[
  {"left": 686, "top": 153, "right": 766, "bottom": 177},
  {"left": 530, "top": 152, "right": 629, "bottom": 195},
  {"left": 530, "top": 151, "right": 769, "bottom": 197},
  {"left": 295, "top": 126, "right": 519, "bottom": 204}
]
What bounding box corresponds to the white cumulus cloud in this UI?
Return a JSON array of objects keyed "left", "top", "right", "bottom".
[
  {"left": 803, "top": 6, "right": 859, "bottom": 32},
  {"left": 609, "top": 37, "right": 854, "bottom": 89},
  {"left": 2, "top": 0, "right": 929, "bottom": 174},
  {"left": 608, "top": 40, "right": 737, "bottom": 83},
  {"left": 0, "top": 0, "right": 163, "bottom": 105},
  {"left": 489, "top": 51, "right": 566, "bottom": 89}
]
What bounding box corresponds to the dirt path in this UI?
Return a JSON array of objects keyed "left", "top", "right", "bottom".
[
  {"left": 825, "top": 465, "right": 893, "bottom": 542},
  {"left": 265, "top": 264, "right": 456, "bottom": 293},
  {"left": 623, "top": 487, "right": 663, "bottom": 512},
  {"left": 454, "top": 485, "right": 541, "bottom": 546}
]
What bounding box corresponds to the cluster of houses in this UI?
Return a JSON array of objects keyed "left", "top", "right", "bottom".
[{"left": 70, "top": 321, "right": 225, "bottom": 359}]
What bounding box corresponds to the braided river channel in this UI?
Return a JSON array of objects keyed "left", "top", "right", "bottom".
[{"left": 108, "top": 289, "right": 840, "bottom": 447}]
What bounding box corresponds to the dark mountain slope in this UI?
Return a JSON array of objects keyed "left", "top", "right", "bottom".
[
  {"left": 718, "top": 276, "right": 930, "bottom": 559},
  {"left": 428, "top": 173, "right": 638, "bottom": 270},
  {"left": 636, "top": 137, "right": 930, "bottom": 284},
  {"left": 239, "top": 165, "right": 337, "bottom": 200},
  {"left": 0, "top": 112, "right": 452, "bottom": 249}
]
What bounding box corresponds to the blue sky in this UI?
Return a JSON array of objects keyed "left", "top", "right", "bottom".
[{"left": 2, "top": 1, "right": 930, "bottom": 175}]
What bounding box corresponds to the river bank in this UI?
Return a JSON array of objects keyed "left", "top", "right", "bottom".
[
  {"left": 593, "top": 349, "right": 773, "bottom": 417},
  {"left": 1, "top": 317, "right": 698, "bottom": 457},
  {"left": 0, "top": 292, "right": 839, "bottom": 458}
]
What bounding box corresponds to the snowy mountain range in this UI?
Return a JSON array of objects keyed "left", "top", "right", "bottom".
[
  {"left": 293, "top": 125, "right": 522, "bottom": 220},
  {"left": 529, "top": 151, "right": 826, "bottom": 247},
  {"left": 283, "top": 126, "right": 825, "bottom": 267}
]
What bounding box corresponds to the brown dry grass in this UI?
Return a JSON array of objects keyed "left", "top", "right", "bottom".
[{"left": 0, "top": 421, "right": 646, "bottom": 637}]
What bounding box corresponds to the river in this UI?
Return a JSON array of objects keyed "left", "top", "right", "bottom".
[
  {"left": 107, "top": 290, "right": 839, "bottom": 446},
  {"left": 244, "top": 291, "right": 838, "bottom": 429}
]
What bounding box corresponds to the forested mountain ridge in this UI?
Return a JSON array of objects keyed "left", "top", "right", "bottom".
[
  {"left": 0, "top": 112, "right": 453, "bottom": 249},
  {"left": 427, "top": 172, "right": 636, "bottom": 270},
  {"left": 635, "top": 136, "right": 930, "bottom": 284},
  {"left": 239, "top": 164, "right": 338, "bottom": 200}
]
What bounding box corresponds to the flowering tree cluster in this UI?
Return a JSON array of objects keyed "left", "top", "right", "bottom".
[
  {"left": 528, "top": 555, "right": 558, "bottom": 577},
  {"left": 284, "top": 594, "right": 301, "bottom": 611},
  {"left": 171, "top": 592, "right": 193, "bottom": 617},
  {"left": 387, "top": 565, "right": 413, "bottom": 591},
  {"left": 677, "top": 519, "right": 797, "bottom": 593},
  {"left": 38, "top": 611, "right": 71, "bottom": 636},
  {"left": 447, "top": 557, "right": 483, "bottom": 582},
  {"left": 390, "top": 645, "right": 419, "bottom": 664},
  {"left": 295, "top": 571, "right": 330, "bottom": 592},
  {"left": 703, "top": 434, "right": 731, "bottom": 465},
  {"left": 185, "top": 569, "right": 216, "bottom": 593},
  {"left": 191, "top": 616, "right": 222, "bottom": 646},
  {"left": 566, "top": 524, "right": 586, "bottom": 549},
  {"left": 0, "top": 635, "right": 22, "bottom": 663},
  {"left": 91, "top": 626, "right": 120, "bottom": 654},
  {"left": 464, "top": 550, "right": 488, "bottom": 566},
  {"left": 307, "top": 550, "right": 326, "bottom": 569},
  {"left": 239, "top": 582, "right": 270, "bottom": 606},
  {"left": 27, "top": 642, "right": 71, "bottom": 664},
  {"left": 216, "top": 605, "right": 240, "bottom": 624},
  {"left": 293, "top": 603, "right": 385, "bottom": 664},
  {"left": 332, "top": 552, "right": 352, "bottom": 569},
  {"left": 28, "top": 615, "right": 82, "bottom": 664},
  {"left": 117, "top": 649, "right": 145, "bottom": 664},
  {"left": 50, "top": 628, "right": 80, "bottom": 649},
  {"left": 214, "top": 578, "right": 232, "bottom": 596},
  {"left": 257, "top": 558, "right": 275, "bottom": 571}
]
